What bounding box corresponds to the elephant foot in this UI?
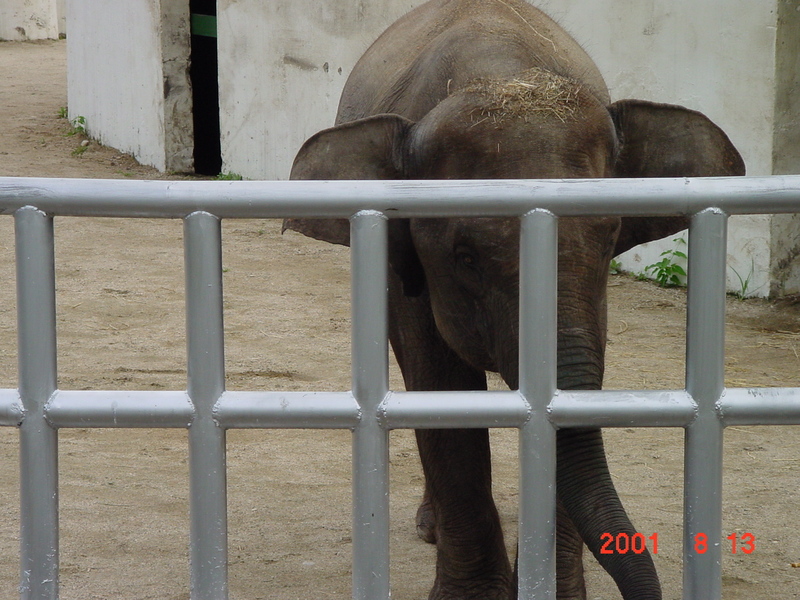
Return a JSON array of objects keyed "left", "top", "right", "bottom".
[
  {"left": 429, "top": 544, "right": 513, "bottom": 600},
  {"left": 428, "top": 574, "right": 512, "bottom": 600},
  {"left": 416, "top": 497, "right": 437, "bottom": 544}
]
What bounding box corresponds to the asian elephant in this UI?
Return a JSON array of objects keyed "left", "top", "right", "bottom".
[{"left": 283, "top": 0, "right": 745, "bottom": 598}]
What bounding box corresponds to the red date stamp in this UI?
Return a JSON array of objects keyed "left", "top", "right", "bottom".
[
  {"left": 600, "top": 532, "right": 659, "bottom": 554},
  {"left": 600, "top": 532, "right": 755, "bottom": 555}
]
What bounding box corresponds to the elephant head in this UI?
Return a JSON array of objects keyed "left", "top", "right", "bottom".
[
  {"left": 287, "top": 70, "right": 743, "bottom": 388},
  {"left": 285, "top": 68, "right": 744, "bottom": 600}
]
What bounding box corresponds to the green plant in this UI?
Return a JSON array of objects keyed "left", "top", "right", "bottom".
[
  {"left": 58, "top": 106, "right": 68, "bottom": 119},
  {"left": 66, "top": 115, "right": 86, "bottom": 136},
  {"left": 609, "top": 258, "right": 622, "bottom": 275},
  {"left": 644, "top": 237, "right": 687, "bottom": 288},
  {"left": 729, "top": 258, "right": 759, "bottom": 300},
  {"left": 215, "top": 172, "right": 243, "bottom": 181}
]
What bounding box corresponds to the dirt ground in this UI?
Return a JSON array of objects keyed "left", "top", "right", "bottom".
[{"left": 1, "top": 40, "right": 799, "bottom": 600}]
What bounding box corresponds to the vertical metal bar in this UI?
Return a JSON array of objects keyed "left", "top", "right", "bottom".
[
  {"left": 15, "top": 206, "right": 59, "bottom": 600},
  {"left": 683, "top": 208, "right": 727, "bottom": 600},
  {"left": 350, "top": 210, "right": 390, "bottom": 600},
  {"left": 185, "top": 212, "right": 228, "bottom": 600},
  {"left": 517, "top": 209, "right": 558, "bottom": 600}
]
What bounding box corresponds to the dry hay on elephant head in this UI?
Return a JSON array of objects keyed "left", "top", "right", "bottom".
[{"left": 463, "top": 67, "right": 584, "bottom": 124}]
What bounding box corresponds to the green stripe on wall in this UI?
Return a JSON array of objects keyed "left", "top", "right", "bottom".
[{"left": 191, "top": 14, "right": 217, "bottom": 38}]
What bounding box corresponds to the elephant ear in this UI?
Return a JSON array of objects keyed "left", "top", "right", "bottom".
[
  {"left": 283, "top": 114, "right": 427, "bottom": 297},
  {"left": 608, "top": 99, "right": 745, "bottom": 255},
  {"left": 284, "top": 114, "right": 414, "bottom": 246}
]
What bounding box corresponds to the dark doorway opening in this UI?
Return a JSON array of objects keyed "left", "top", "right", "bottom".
[{"left": 190, "top": 0, "right": 222, "bottom": 175}]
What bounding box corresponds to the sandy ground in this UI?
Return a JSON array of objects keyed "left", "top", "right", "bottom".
[{"left": 1, "top": 40, "right": 799, "bottom": 600}]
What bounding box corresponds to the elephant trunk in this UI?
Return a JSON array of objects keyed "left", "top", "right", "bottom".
[
  {"left": 556, "top": 326, "right": 606, "bottom": 390},
  {"left": 551, "top": 325, "right": 660, "bottom": 599},
  {"left": 500, "top": 318, "right": 660, "bottom": 599},
  {"left": 497, "top": 324, "right": 606, "bottom": 392},
  {"left": 557, "top": 428, "right": 661, "bottom": 600}
]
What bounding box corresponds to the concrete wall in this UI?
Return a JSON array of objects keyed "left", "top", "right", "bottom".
[
  {"left": 216, "top": 0, "right": 798, "bottom": 296},
  {"left": 217, "top": 0, "right": 420, "bottom": 180},
  {"left": 0, "top": 0, "right": 59, "bottom": 40},
  {"left": 66, "top": 0, "right": 193, "bottom": 173},
  {"left": 768, "top": 0, "right": 800, "bottom": 295},
  {"left": 57, "top": 0, "right": 65, "bottom": 36},
  {"left": 63, "top": 0, "right": 798, "bottom": 295},
  {"left": 535, "top": 0, "right": 799, "bottom": 296}
]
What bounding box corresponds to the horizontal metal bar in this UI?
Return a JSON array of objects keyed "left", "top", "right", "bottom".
[
  {"left": 40, "top": 387, "right": 800, "bottom": 429},
  {"left": 378, "top": 391, "right": 531, "bottom": 429},
  {"left": 718, "top": 387, "right": 800, "bottom": 426},
  {"left": 213, "top": 391, "right": 361, "bottom": 429},
  {"left": 37, "top": 387, "right": 800, "bottom": 429},
  {"left": 2, "top": 175, "right": 800, "bottom": 219},
  {"left": 45, "top": 390, "right": 195, "bottom": 428},
  {"left": 0, "top": 389, "right": 24, "bottom": 426},
  {"left": 549, "top": 390, "right": 697, "bottom": 428}
]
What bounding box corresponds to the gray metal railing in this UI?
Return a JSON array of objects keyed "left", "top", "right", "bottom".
[{"left": 2, "top": 174, "right": 800, "bottom": 600}]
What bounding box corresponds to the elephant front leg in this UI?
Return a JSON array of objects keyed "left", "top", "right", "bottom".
[
  {"left": 555, "top": 499, "right": 587, "bottom": 600},
  {"left": 416, "top": 428, "right": 513, "bottom": 600},
  {"left": 512, "top": 501, "right": 587, "bottom": 600},
  {"left": 416, "top": 485, "right": 437, "bottom": 544},
  {"left": 387, "top": 274, "right": 510, "bottom": 597}
]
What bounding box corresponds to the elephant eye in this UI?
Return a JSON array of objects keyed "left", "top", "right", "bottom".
[
  {"left": 455, "top": 246, "right": 479, "bottom": 269},
  {"left": 454, "top": 245, "right": 483, "bottom": 294}
]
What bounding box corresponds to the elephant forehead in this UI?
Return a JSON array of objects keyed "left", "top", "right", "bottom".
[
  {"left": 413, "top": 217, "right": 520, "bottom": 245},
  {"left": 412, "top": 75, "right": 616, "bottom": 180},
  {"left": 451, "top": 217, "right": 520, "bottom": 244},
  {"left": 412, "top": 217, "right": 619, "bottom": 252},
  {"left": 558, "top": 216, "right": 622, "bottom": 256},
  {"left": 412, "top": 217, "right": 521, "bottom": 264},
  {"left": 461, "top": 67, "right": 586, "bottom": 125}
]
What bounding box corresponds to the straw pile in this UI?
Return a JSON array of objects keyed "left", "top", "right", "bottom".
[{"left": 462, "top": 67, "right": 583, "bottom": 124}]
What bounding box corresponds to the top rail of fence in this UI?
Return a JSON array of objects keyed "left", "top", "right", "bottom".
[{"left": 2, "top": 175, "right": 800, "bottom": 219}]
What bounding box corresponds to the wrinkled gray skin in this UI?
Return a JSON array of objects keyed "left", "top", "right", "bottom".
[{"left": 284, "top": 1, "right": 745, "bottom": 599}]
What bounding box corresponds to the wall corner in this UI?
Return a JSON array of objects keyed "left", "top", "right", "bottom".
[{"left": 160, "top": 0, "right": 195, "bottom": 174}]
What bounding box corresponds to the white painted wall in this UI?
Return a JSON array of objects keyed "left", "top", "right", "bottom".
[
  {"left": 65, "top": 0, "right": 798, "bottom": 295},
  {"left": 216, "top": 0, "right": 797, "bottom": 296},
  {"left": 216, "top": 0, "right": 421, "bottom": 180},
  {"left": 57, "top": 0, "right": 66, "bottom": 36},
  {"left": 66, "top": 0, "right": 193, "bottom": 172},
  {"left": 0, "top": 0, "right": 59, "bottom": 40},
  {"left": 538, "top": 0, "right": 775, "bottom": 175},
  {"left": 535, "top": 0, "right": 799, "bottom": 296}
]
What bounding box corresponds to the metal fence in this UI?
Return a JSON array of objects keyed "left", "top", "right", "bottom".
[{"left": 2, "top": 174, "right": 800, "bottom": 600}]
